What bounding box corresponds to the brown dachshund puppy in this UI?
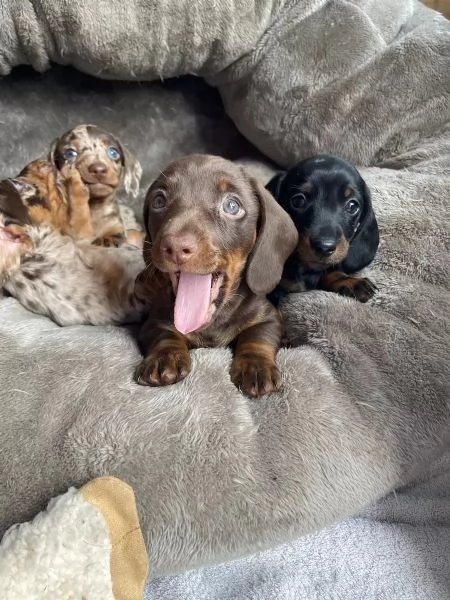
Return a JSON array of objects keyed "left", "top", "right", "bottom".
[
  {"left": 49, "top": 124, "right": 143, "bottom": 247},
  {"left": 135, "top": 155, "right": 298, "bottom": 398},
  {"left": 10, "top": 159, "right": 93, "bottom": 238}
]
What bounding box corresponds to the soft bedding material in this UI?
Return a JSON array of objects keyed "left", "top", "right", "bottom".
[
  {"left": 0, "top": 0, "right": 448, "bottom": 584},
  {"left": 146, "top": 453, "right": 450, "bottom": 599}
]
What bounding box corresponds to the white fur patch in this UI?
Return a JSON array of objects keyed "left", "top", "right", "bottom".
[{"left": 0, "top": 487, "right": 113, "bottom": 599}]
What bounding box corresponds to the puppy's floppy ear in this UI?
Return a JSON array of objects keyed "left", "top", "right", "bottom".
[
  {"left": 343, "top": 179, "right": 380, "bottom": 273},
  {"left": 120, "top": 145, "right": 142, "bottom": 199},
  {"left": 48, "top": 137, "right": 60, "bottom": 168},
  {"left": 0, "top": 180, "right": 30, "bottom": 224},
  {"left": 265, "top": 171, "right": 286, "bottom": 199},
  {"left": 246, "top": 177, "right": 298, "bottom": 295},
  {"left": 7, "top": 178, "right": 36, "bottom": 199}
]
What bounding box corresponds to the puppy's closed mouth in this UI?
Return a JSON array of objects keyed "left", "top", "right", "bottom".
[
  {"left": 85, "top": 181, "right": 116, "bottom": 196},
  {"left": 170, "top": 271, "right": 224, "bottom": 335}
]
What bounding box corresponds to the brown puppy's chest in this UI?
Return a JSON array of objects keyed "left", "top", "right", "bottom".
[{"left": 186, "top": 302, "right": 246, "bottom": 349}]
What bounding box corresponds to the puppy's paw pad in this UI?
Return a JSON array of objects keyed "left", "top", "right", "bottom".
[
  {"left": 135, "top": 351, "right": 191, "bottom": 387},
  {"left": 231, "top": 358, "right": 281, "bottom": 398},
  {"left": 93, "top": 234, "right": 126, "bottom": 248}
]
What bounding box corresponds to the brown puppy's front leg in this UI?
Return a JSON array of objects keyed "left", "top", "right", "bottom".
[
  {"left": 230, "top": 310, "right": 283, "bottom": 398},
  {"left": 135, "top": 320, "right": 191, "bottom": 387}
]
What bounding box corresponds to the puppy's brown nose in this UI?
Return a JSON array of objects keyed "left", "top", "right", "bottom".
[
  {"left": 88, "top": 162, "right": 108, "bottom": 177},
  {"left": 160, "top": 234, "right": 198, "bottom": 265}
]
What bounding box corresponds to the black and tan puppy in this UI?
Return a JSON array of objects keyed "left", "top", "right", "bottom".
[
  {"left": 267, "top": 155, "right": 379, "bottom": 302},
  {"left": 135, "top": 154, "right": 298, "bottom": 398}
]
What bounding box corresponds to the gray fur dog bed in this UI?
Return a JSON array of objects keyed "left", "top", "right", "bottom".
[{"left": 0, "top": 0, "right": 449, "bottom": 582}]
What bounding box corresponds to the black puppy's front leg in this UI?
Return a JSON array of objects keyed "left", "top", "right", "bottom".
[
  {"left": 319, "top": 271, "right": 377, "bottom": 303},
  {"left": 230, "top": 304, "right": 283, "bottom": 398}
]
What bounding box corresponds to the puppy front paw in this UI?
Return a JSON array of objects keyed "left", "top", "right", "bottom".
[
  {"left": 59, "top": 162, "right": 81, "bottom": 182},
  {"left": 338, "top": 276, "right": 377, "bottom": 303},
  {"left": 135, "top": 349, "right": 191, "bottom": 387},
  {"left": 93, "top": 233, "right": 126, "bottom": 248},
  {"left": 230, "top": 356, "right": 281, "bottom": 398}
]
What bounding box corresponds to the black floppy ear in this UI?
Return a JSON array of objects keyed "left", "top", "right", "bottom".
[
  {"left": 265, "top": 171, "right": 286, "bottom": 200},
  {"left": 246, "top": 177, "right": 298, "bottom": 295},
  {"left": 342, "top": 181, "right": 380, "bottom": 273}
]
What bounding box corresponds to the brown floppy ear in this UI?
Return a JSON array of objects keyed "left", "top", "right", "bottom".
[
  {"left": 120, "top": 146, "right": 142, "bottom": 199},
  {"left": 246, "top": 177, "right": 298, "bottom": 295}
]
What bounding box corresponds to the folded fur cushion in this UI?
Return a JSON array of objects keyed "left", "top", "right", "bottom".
[{"left": 0, "top": 1, "right": 448, "bottom": 166}]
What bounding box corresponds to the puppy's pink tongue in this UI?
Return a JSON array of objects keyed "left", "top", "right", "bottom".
[{"left": 174, "top": 272, "right": 212, "bottom": 334}]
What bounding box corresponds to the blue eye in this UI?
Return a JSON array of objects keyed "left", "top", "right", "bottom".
[
  {"left": 107, "top": 146, "right": 121, "bottom": 160},
  {"left": 222, "top": 196, "right": 242, "bottom": 216},
  {"left": 62, "top": 148, "right": 77, "bottom": 162}
]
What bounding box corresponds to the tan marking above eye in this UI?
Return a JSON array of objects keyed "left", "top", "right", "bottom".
[
  {"left": 299, "top": 182, "right": 313, "bottom": 193},
  {"left": 344, "top": 186, "right": 354, "bottom": 198},
  {"left": 217, "top": 176, "right": 232, "bottom": 194}
]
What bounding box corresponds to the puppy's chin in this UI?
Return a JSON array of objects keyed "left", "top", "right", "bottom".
[{"left": 85, "top": 181, "right": 117, "bottom": 199}]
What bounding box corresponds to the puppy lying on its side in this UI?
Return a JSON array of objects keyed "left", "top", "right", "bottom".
[{"left": 0, "top": 178, "right": 147, "bottom": 326}]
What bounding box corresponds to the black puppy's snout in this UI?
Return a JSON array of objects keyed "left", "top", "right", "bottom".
[{"left": 310, "top": 236, "right": 337, "bottom": 256}]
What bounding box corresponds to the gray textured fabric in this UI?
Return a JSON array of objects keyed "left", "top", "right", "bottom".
[
  {"left": 0, "top": 67, "right": 449, "bottom": 578},
  {"left": 146, "top": 452, "right": 450, "bottom": 599},
  {"left": 0, "top": 1, "right": 449, "bottom": 167}
]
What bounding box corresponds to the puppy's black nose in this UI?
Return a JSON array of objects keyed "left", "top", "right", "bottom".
[{"left": 310, "top": 237, "right": 337, "bottom": 256}]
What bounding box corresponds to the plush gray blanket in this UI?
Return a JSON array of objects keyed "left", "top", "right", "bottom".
[
  {"left": 146, "top": 451, "right": 450, "bottom": 599},
  {"left": 0, "top": 0, "right": 449, "bottom": 582},
  {"left": 0, "top": 1, "right": 448, "bottom": 167}
]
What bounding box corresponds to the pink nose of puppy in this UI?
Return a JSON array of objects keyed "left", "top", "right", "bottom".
[
  {"left": 160, "top": 234, "right": 198, "bottom": 265},
  {"left": 88, "top": 162, "right": 108, "bottom": 177}
]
